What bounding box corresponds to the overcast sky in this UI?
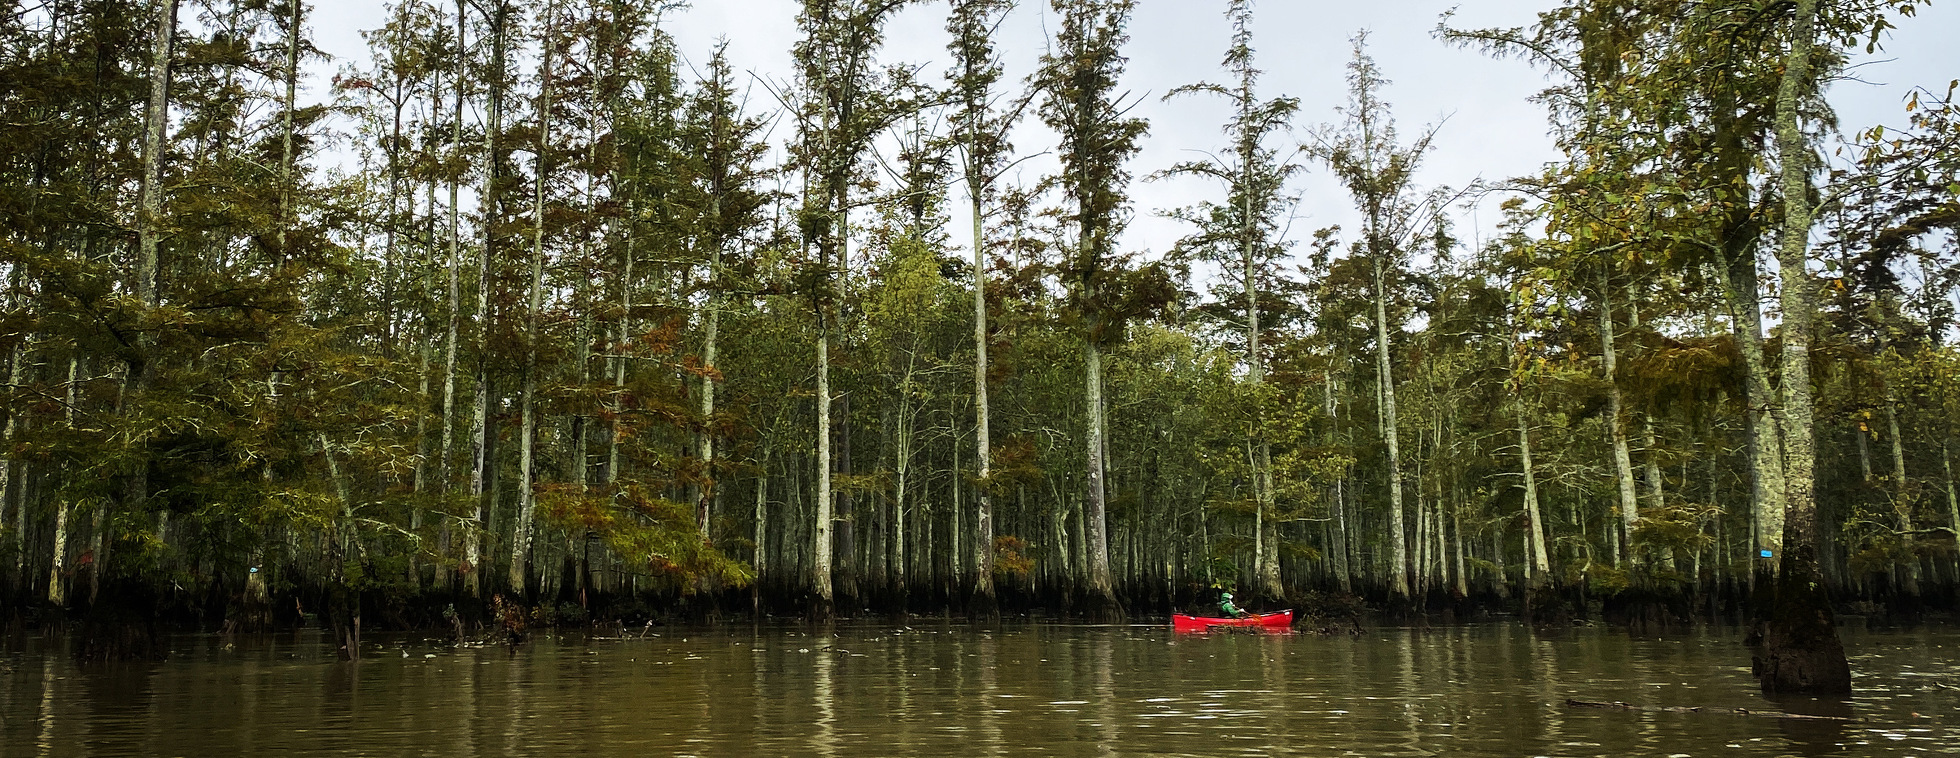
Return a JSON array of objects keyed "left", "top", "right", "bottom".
[{"left": 306, "top": 0, "right": 1958, "bottom": 285}]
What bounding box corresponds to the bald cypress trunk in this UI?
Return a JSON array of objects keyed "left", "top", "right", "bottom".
[
  {"left": 277, "top": 0, "right": 300, "bottom": 258},
  {"left": 1644, "top": 415, "right": 1678, "bottom": 572},
  {"left": 754, "top": 449, "right": 771, "bottom": 584},
  {"left": 1757, "top": 0, "right": 1850, "bottom": 696},
  {"left": 814, "top": 305, "right": 834, "bottom": 610},
  {"left": 609, "top": 229, "right": 634, "bottom": 484},
  {"left": 1873, "top": 370, "right": 1920, "bottom": 595},
  {"left": 969, "top": 178, "right": 995, "bottom": 611},
  {"left": 2, "top": 341, "right": 22, "bottom": 586},
  {"left": 466, "top": 0, "right": 511, "bottom": 598},
  {"left": 946, "top": 0, "right": 1011, "bottom": 613},
  {"left": 1084, "top": 335, "right": 1118, "bottom": 613},
  {"left": 832, "top": 209, "right": 857, "bottom": 608},
  {"left": 698, "top": 214, "right": 720, "bottom": 540},
  {"left": 436, "top": 0, "right": 467, "bottom": 586},
  {"left": 1519, "top": 401, "right": 1551, "bottom": 587},
  {"left": 1451, "top": 492, "right": 1469, "bottom": 599},
  {"left": 136, "top": 0, "right": 173, "bottom": 333},
  {"left": 46, "top": 357, "right": 80, "bottom": 606},
  {"left": 1248, "top": 193, "right": 1280, "bottom": 604},
  {"left": 1600, "top": 282, "right": 1638, "bottom": 566},
  {"left": 1883, "top": 378, "right": 1919, "bottom": 595},
  {"left": 511, "top": 11, "right": 555, "bottom": 596},
  {"left": 1371, "top": 251, "right": 1408, "bottom": 602},
  {"left": 121, "top": 0, "right": 179, "bottom": 601},
  {"left": 893, "top": 379, "right": 914, "bottom": 595},
  {"left": 1715, "top": 228, "right": 1786, "bottom": 587},
  {"left": 1943, "top": 445, "right": 1958, "bottom": 584},
  {"left": 1324, "top": 371, "right": 1353, "bottom": 594},
  {"left": 411, "top": 128, "right": 437, "bottom": 586}
]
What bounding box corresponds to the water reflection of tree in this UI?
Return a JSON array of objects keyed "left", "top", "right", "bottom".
[
  {"left": 1094, "top": 630, "right": 1116, "bottom": 758},
  {"left": 1768, "top": 694, "right": 1852, "bottom": 755},
  {"left": 1262, "top": 631, "right": 1291, "bottom": 753},
  {"left": 979, "top": 633, "right": 1004, "bottom": 756},
  {"left": 814, "top": 632, "right": 837, "bottom": 758}
]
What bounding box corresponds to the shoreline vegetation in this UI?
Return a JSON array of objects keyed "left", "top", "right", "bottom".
[
  {"left": 2, "top": 0, "right": 1958, "bottom": 692},
  {"left": 6, "top": 581, "right": 1957, "bottom": 674},
  {"left": 5, "top": 571, "right": 1954, "bottom": 662}
]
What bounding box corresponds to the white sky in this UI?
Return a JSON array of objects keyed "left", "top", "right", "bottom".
[{"left": 305, "top": 0, "right": 1959, "bottom": 287}]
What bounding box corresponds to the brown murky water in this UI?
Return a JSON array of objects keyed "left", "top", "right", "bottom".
[{"left": 2, "top": 620, "right": 1957, "bottom": 756}]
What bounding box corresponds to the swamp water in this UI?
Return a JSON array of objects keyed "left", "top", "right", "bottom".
[{"left": 2, "top": 621, "right": 1957, "bottom": 756}]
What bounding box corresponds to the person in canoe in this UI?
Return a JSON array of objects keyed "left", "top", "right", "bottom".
[{"left": 1218, "top": 590, "right": 1249, "bottom": 619}]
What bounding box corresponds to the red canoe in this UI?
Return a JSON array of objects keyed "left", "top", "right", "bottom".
[{"left": 1171, "top": 609, "right": 1293, "bottom": 632}]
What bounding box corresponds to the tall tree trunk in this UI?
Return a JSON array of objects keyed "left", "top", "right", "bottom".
[
  {"left": 1600, "top": 280, "right": 1639, "bottom": 566},
  {"left": 970, "top": 188, "right": 995, "bottom": 610},
  {"left": 832, "top": 207, "right": 856, "bottom": 608},
  {"left": 570, "top": 50, "right": 601, "bottom": 503},
  {"left": 1084, "top": 336, "right": 1119, "bottom": 616},
  {"left": 1717, "top": 234, "right": 1786, "bottom": 586},
  {"left": 126, "top": 0, "right": 179, "bottom": 596},
  {"left": 382, "top": 81, "right": 406, "bottom": 352},
  {"left": 1371, "top": 252, "right": 1409, "bottom": 602},
  {"left": 1643, "top": 414, "right": 1678, "bottom": 571},
  {"left": 608, "top": 219, "right": 634, "bottom": 484},
  {"left": 1758, "top": 0, "right": 1849, "bottom": 695},
  {"left": 1451, "top": 489, "right": 1469, "bottom": 598},
  {"left": 1885, "top": 394, "right": 1905, "bottom": 485},
  {"left": 1490, "top": 520, "right": 1510, "bottom": 598},
  {"left": 1229, "top": 44, "right": 1283, "bottom": 601},
  {"left": 754, "top": 450, "right": 771, "bottom": 586},
  {"left": 894, "top": 388, "right": 913, "bottom": 594},
  {"left": 511, "top": 13, "right": 554, "bottom": 596},
  {"left": 321, "top": 434, "right": 359, "bottom": 561},
  {"left": 321, "top": 433, "right": 362, "bottom": 661},
  {"left": 1642, "top": 415, "right": 1664, "bottom": 513},
  {"left": 813, "top": 311, "right": 834, "bottom": 610},
  {"left": 465, "top": 298, "right": 492, "bottom": 596},
  {"left": 46, "top": 357, "right": 80, "bottom": 605},
  {"left": 1856, "top": 428, "right": 1873, "bottom": 483},
  {"left": 11, "top": 460, "right": 28, "bottom": 596},
  {"left": 1419, "top": 460, "right": 1434, "bottom": 603},
  {"left": 411, "top": 155, "right": 437, "bottom": 586},
  {"left": 1519, "top": 403, "right": 1551, "bottom": 588},
  {"left": 1248, "top": 210, "right": 1280, "bottom": 602},
  {"left": 437, "top": 0, "right": 467, "bottom": 581},
  {"left": 1883, "top": 377, "right": 1919, "bottom": 595},
  {"left": 2, "top": 341, "right": 22, "bottom": 585},
  {"left": 952, "top": 430, "right": 965, "bottom": 595},
  {"left": 87, "top": 499, "right": 107, "bottom": 605},
  {"left": 698, "top": 211, "right": 721, "bottom": 540},
  {"left": 892, "top": 421, "right": 906, "bottom": 595},
  {"left": 1324, "top": 371, "right": 1352, "bottom": 593},
  {"left": 1943, "top": 443, "right": 1958, "bottom": 584},
  {"left": 466, "top": 0, "right": 511, "bottom": 597},
  {"left": 277, "top": 0, "right": 301, "bottom": 258}
]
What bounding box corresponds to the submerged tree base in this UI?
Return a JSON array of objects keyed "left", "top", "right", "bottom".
[
  {"left": 73, "top": 581, "right": 169, "bottom": 664},
  {"left": 1602, "top": 586, "right": 1698, "bottom": 635},
  {"left": 1754, "top": 553, "right": 1852, "bottom": 696},
  {"left": 1078, "top": 585, "right": 1127, "bottom": 624},
  {"left": 1524, "top": 582, "right": 1572, "bottom": 627}
]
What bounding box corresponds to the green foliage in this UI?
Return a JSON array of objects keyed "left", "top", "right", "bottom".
[{"left": 537, "top": 483, "right": 752, "bottom": 590}]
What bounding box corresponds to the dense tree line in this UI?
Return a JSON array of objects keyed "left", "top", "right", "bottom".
[{"left": 2, "top": 0, "right": 1956, "bottom": 682}]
